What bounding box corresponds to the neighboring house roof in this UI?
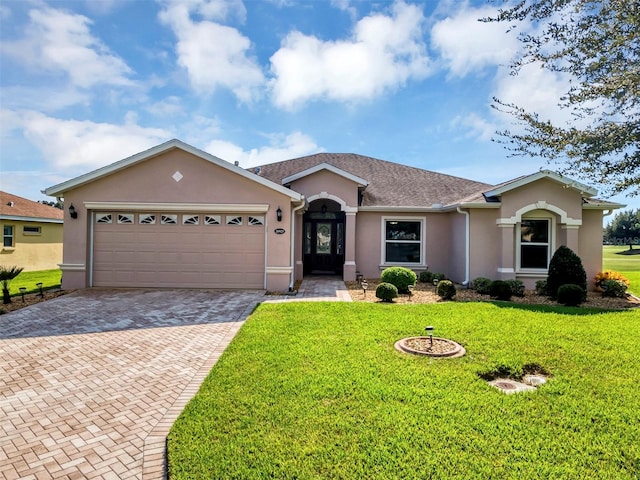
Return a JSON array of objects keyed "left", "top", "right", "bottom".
[
  {"left": 0, "top": 191, "right": 64, "bottom": 223},
  {"left": 254, "top": 153, "right": 492, "bottom": 208},
  {"left": 44, "top": 139, "right": 303, "bottom": 201}
]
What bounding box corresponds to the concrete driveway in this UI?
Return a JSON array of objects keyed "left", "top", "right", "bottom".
[{"left": 0, "top": 288, "right": 265, "bottom": 479}]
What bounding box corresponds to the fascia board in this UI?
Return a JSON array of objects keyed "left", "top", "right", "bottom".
[
  {"left": 484, "top": 170, "right": 597, "bottom": 198},
  {"left": 0, "top": 215, "right": 63, "bottom": 223}
]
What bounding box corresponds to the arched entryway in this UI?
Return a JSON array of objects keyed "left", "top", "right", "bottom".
[{"left": 302, "top": 199, "right": 345, "bottom": 275}]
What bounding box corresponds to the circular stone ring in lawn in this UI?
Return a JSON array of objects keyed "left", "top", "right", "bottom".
[{"left": 395, "top": 337, "right": 466, "bottom": 358}]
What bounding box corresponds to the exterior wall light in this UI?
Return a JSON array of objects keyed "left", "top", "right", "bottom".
[
  {"left": 276, "top": 207, "right": 282, "bottom": 222},
  {"left": 69, "top": 204, "right": 78, "bottom": 219}
]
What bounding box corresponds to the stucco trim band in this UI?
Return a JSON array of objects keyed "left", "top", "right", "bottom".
[
  {"left": 59, "top": 263, "right": 86, "bottom": 271},
  {"left": 496, "top": 201, "right": 582, "bottom": 226},
  {"left": 266, "top": 267, "right": 293, "bottom": 274}
]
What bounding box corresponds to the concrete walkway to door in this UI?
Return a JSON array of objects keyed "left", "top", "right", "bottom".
[{"left": 0, "top": 279, "right": 351, "bottom": 480}]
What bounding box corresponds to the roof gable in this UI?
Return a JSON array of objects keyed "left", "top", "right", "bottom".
[
  {"left": 0, "top": 191, "right": 64, "bottom": 222},
  {"left": 483, "top": 170, "right": 598, "bottom": 198},
  {"left": 282, "top": 163, "right": 369, "bottom": 187},
  {"left": 44, "top": 139, "right": 303, "bottom": 201}
]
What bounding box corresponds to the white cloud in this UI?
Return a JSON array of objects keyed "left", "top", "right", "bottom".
[
  {"left": 430, "top": 5, "right": 519, "bottom": 77},
  {"left": 159, "top": 0, "right": 264, "bottom": 101},
  {"left": 269, "top": 1, "right": 430, "bottom": 109},
  {"left": 204, "top": 131, "right": 322, "bottom": 167},
  {"left": 1, "top": 6, "right": 133, "bottom": 89},
  {"left": 20, "top": 111, "right": 170, "bottom": 169},
  {"left": 450, "top": 112, "right": 496, "bottom": 141}
]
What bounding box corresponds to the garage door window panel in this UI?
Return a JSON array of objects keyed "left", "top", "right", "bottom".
[
  {"left": 204, "top": 215, "right": 221, "bottom": 225},
  {"left": 226, "top": 216, "right": 243, "bottom": 225},
  {"left": 96, "top": 213, "right": 112, "bottom": 224},
  {"left": 248, "top": 216, "right": 264, "bottom": 226},
  {"left": 183, "top": 215, "right": 199, "bottom": 225},
  {"left": 117, "top": 214, "right": 134, "bottom": 224},
  {"left": 139, "top": 214, "right": 156, "bottom": 224},
  {"left": 161, "top": 214, "right": 177, "bottom": 225}
]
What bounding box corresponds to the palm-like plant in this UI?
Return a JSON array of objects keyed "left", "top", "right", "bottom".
[{"left": 0, "top": 266, "right": 24, "bottom": 304}]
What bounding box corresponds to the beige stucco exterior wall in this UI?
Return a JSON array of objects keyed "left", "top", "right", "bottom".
[
  {"left": 579, "top": 209, "right": 604, "bottom": 289},
  {"left": 467, "top": 208, "right": 501, "bottom": 282},
  {"left": 0, "top": 220, "right": 63, "bottom": 271},
  {"left": 60, "top": 149, "right": 294, "bottom": 291},
  {"left": 288, "top": 170, "right": 359, "bottom": 207}
]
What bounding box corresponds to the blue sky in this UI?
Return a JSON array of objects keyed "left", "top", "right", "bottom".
[{"left": 0, "top": 0, "right": 632, "bottom": 214}]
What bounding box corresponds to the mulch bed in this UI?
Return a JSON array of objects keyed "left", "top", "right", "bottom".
[
  {"left": 0, "top": 290, "right": 72, "bottom": 314},
  {"left": 346, "top": 280, "right": 640, "bottom": 310}
]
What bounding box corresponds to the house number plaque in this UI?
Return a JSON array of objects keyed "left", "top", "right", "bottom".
[{"left": 274, "top": 228, "right": 286, "bottom": 234}]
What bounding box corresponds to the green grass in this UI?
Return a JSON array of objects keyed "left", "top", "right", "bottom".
[
  {"left": 168, "top": 302, "right": 640, "bottom": 479},
  {"left": 9, "top": 269, "right": 62, "bottom": 295},
  {"left": 603, "top": 245, "right": 640, "bottom": 294}
]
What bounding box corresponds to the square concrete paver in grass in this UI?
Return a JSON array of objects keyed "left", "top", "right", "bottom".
[{"left": 0, "top": 289, "right": 264, "bottom": 480}]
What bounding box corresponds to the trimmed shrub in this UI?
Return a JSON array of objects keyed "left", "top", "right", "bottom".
[
  {"left": 594, "top": 270, "right": 630, "bottom": 290},
  {"left": 602, "top": 279, "right": 628, "bottom": 298},
  {"left": 546, "top": 246, "right": 587, "bottom": 300},
  {"left": 436, "top": 280, "right": 456, "bottom": 300},
  {"left": 381, "top": 267, "right": 417, "bottom": 294},
  {"left": 419, "top": 271, "right": 434, "bottom": 283},
  {"left": 375, "top": 282, "right": 398, "bottom": 302},
  {"left": 432, "top": 273, "right": 446, "bottom": 282},
  {"left": 557, "top": 284, "right": 584, "bottom": 306},
  {"left": 489, "top": 280, "right": 512, "bottom": 301},
  {"left": 505, "top": 279, "right": 525, "bottom": 297},
  {"left": 472, "top": 277, "right": 492, "bottom": 295},
  {"left": 535, "top": 280, "right": 548, "bottom": 296}
]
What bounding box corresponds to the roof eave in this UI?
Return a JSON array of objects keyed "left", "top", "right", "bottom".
[
  {"left": 0, "top": 215, "right": 63, "bottom": 223},
  {"left": 484, "top": 170, "right": 598, "bottom": 197},
  {"left": 281, "top": 162, "right": 369, "bottom": 187}
]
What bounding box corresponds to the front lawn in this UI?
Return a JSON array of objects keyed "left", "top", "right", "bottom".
[
  {"left": 168, "top": 302, "right": 640, "bottom": 479},
  {"left": 9, "top": 269, "right": 62, "bottom": 295},
  {"left": 603, "top": 245, "right": 640, "bottom": 294}
]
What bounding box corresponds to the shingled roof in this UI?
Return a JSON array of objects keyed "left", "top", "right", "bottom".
[
  {"left": 253, "top": 153, "right": 492, "bottom": 207},
  {"left": 0, "top": 192, "right": 64, "bottom": 222}
]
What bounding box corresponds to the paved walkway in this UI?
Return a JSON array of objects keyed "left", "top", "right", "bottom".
[
  {"left": 267, "top": 276, "right": 352, "bottom": 303},
  {"left": 0, "top": 278, "right": 351, "bottom": 480}
]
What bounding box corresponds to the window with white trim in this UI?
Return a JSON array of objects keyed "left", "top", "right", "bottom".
[
  {"left": 518, "top": 219, "right": 551, "bottom": 269},
  {"left": 383, "top": 218, "right": 423, "bottom": 264},
  {"left": 23, "top": 225, "right": 42, "bottom": 235},
  {"left": 3, "top": 225, "right": 14, "bottom": 248},
  {"left": 226, "top": 216, "right": 243, "bottom": 225},
  {"left": 96, "top": 213, "right": 113, "bottom": 224},
  {"left": 117, "top": 214, "right": 134, "bottom": 224}
]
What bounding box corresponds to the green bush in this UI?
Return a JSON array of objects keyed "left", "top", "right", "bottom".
[
  {"left": 419, "top": 271, "right": 434, "bottom": 283},
  {"left": 375, "top": 282, "right": 398, "bottom": 302},
  {"left": 436, "top": 280, "right": 456, "bottom": 300},
  {"left": 489, "top": 280, "right": 512, "bottom": 301},
  {"left": 535, "top": 280, "right": 548, "bottom": 296},
  {"left": 432, "top": 273, "right": 446, "bottom": 282},
  {"left": 547, "top": 246, "right": 587, "bottom": 300},
  {"left": 506, "top": 279, "right": 525, "bottom": 297},
  {"left": 472, "top": 277, "right": 492, "bottom": 295},
  {"left": 557, "top": 284, "right": 585, "bottom": 306},
  {"left": 381, "top": 267, "right": 417, "bottom": 294},
  {"left": 602, "top": 279, "right": 628, "bottom": 298}
]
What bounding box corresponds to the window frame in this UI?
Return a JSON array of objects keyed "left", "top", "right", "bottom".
[
  {"left": 3, "top": 224, "right": 15, "bottom": 248},
  {"left": 516, "top": 216, "right": 554, "bottom": 272},
  {"left": 23, "top": 225, "right": 42, "bottom": 235},
  {"left": 380, "top": 216, "right": 426, "bottom": 266}
]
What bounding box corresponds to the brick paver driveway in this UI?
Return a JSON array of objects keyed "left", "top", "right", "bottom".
[{"left": 0, "top": 288, "right": 264, "bottom": 479}]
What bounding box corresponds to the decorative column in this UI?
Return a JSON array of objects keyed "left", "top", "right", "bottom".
[
  {"left": 343, "top": 208, "right": 357, "bottom": 281},
  {"left": 497, "top": 222, "right": 516, "bottom": 280}
]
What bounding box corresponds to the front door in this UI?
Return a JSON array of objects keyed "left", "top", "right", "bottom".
[{"left": 303, "top": 212, "right": 345, "bottom": 275}]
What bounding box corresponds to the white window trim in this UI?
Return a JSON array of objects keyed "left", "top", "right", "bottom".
[
  {"left": 516, "top": 214, "right": 555, "bottom": 273},
  {"left": 23, "top": 225, "right": 42, "bottom": 235},
  {"left": 380, "top": 216, "right": 426, "bottom": 266},
  {"left": 3, "top": 224, "right": 15, "bottom": 249}
]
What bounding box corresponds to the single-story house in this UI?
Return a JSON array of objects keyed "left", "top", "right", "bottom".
[
  {"left": 1, "top": 191, "right": 64, "bottom": 271},
  {"left": 44, "top": 139, "right": 622, "bottom": 292}
]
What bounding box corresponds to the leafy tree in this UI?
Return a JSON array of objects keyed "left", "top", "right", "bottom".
[
  {"left": 484, "top": 0, "right": 640, "bottom": 197},
  {"left": 604, "top": 209, "right": 640, "bottom": 248},
  {"left": 0, "top": 266, "right": 24, "bottom": 304},
  {"left": 38, "top": 200, "right": 64, "bottom": 210}
]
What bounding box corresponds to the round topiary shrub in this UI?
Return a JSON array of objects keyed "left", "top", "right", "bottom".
[
  {"left": 547, "top": 246, "right": 587, "bottom": 300},
  {"left": 381, "top": 267, "right": 417, "bottom": 294},
  {"left": 557, "top": 284, "right": 585, "bottom": 306},
  {"left": 472, "top": 277, "right": 492, "bottom": 295},
  {"left": 419, "top": 271, "right": 434, "bottom": 283},
  {"left": 489, "top": 280, "right": 512, "bottom": 301},
  {"left": 436, "top": 280, "right": 456, "bottom": 300},
  {"left": 602, "top": 279, "right": 628, "bottom": 298},
  {"left": 375, "top": 282, "right": 398, "bottom": 302},
  {"left": 506, "top": 279, "right": 525, "bottom": 297}
]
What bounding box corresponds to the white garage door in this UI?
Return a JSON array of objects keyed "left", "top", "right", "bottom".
[{"left": 92, "top": 212, "right": 265, "bottom": 288}]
